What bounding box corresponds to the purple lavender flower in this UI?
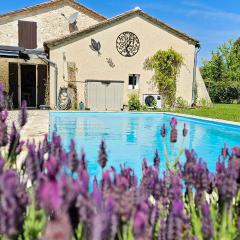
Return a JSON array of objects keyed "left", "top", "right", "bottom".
[
  {"left": 0, "top": 170, "right": 28, "bottom": 237},
  {"left": 0, "top": 111, "right": 8, "bottom": 147},
  {"left": 78, "top": 167, "right": 90, "bottom": 194},
  {"left": 153, "top": 149, "right": 160, "bottom": 170},
  {"left": 170, "top": 117, "right": 177, "bottom": 128},
  {"left": 8, "top": 122, "right": 21, "bottom": 162},
  {"left": 221, "top": 143, "right": 229, "bottom": 160},
  {"left": 42, "top": 134, "right": 49, "bottom": 154},
  {"left": 159, "top": 173, "right": 169, "bottom": 206},
  {"left": 68, "top": 139, "right": 79, "bottom": 172},
  {"left": 59, "top": 175, "right": 78, "bottom": 212},
  {"left": 24, "top": 143, "right": 40, "bottom": 182},
  {"left": 140, "top": 165, "right": 159, "bottom": 198},
  {"left": 133, "top": 201, "right": 149, "bottom": 240},
  {"left": 166, "top": 199, "right": 185, "bottom": 240},
  {"left": 218, "top": 167, "right": 237, "bottom": 203},
  {"left": 149, "top": 203, "right": 160, "bottom": 227},
  {"left": 19, "top": 100, "right": 28, "bottom": 128},
  {"left": 0, "top": 83, "right": 5, "bottom": 112},
  {"left": 142, "top": 158, "right": 148, "bottom": 176},
  {"left": 133, "top": 210, "right": 148, "bottom": 239},
  {"left": 98, "top": 140, "right": 107, "bottom": 169},
  {"left": 232, "top": 146, "right": 240, "bottom": 158},
  {"left": 79, "top": 149, "right": 87, "bottom": 170},
  {"left": 169, "top": 173, "right": 182, "bottom": 201},
  {"left": 182, "top": 123, "right": 188, "bottom": 137},
  {"left": 201, "top": 202, "right": 214, "bottom": 240},
  {"left": 44, "top": 156, "right": 60, "bottom": 178},
  {"left": 183, "top": 150, "right": 197, "bottom": 187},
  {"left": 37, "top": 175, "right": 61, "bottom": 212},
  {"left": 170, "top": 128, "right": 178, "bottom": 143},
  {"left": 92, "top": 176, "right": 102, "bottom": 208},
  {"left": 120, "top": 166, "right": 137, "bottom": 188},
  {"left": 193, "top": 159, "right": 209, "bottom": 192},
  {"left": 42, "top": 211, "right": 73, "bottom": 240},
  {"left": 161, "top": 124, "right": 166, "bottom": 138},
  {"left": 0, "top": 155, "right": 5, "bottom": 174}
]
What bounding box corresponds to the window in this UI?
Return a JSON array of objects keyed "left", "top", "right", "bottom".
[
  {"left": 128, "top": 74, "right": 140, "bottom": 90},
  {"left": 18, "top": 21, "right": 37, "bottom": 49}
]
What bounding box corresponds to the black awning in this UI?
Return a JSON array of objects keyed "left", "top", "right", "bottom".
[{"left": 0, "top": 45, "right": 29, "bottom": 59}]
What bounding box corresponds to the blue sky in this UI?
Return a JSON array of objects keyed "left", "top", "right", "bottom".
[{"left": 1, "top": 0, "right": 240, "bottom": 64}]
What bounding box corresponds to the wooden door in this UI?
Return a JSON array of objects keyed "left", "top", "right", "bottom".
[{"left": 37, "top": 64, "right": 47, "bottom": 107}]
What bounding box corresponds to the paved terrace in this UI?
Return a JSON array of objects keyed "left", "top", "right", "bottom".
[{"left": 8, "top": 110, "right": 49, "bottom": 142}]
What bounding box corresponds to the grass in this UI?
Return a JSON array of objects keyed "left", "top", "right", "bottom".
[{"left": 163, "top": 104, "right": 240, "bottom": 123}]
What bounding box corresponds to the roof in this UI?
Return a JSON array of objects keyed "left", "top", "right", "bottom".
[
  {"left": 44, "top": 9, "right": 199, "bottom": 48},
  {"left": 0, "top": 45, "right": 47, "bottom": 59},
  {"left": 0, "top": 0, "right": 106, "bottom": 22},
  {"left": 0, "top": 45, "right": 29, "bottom": 59}
]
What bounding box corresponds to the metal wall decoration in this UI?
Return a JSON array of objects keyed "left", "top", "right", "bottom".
[
  {"left": 57, "top": 87, "right": 72, "bottom": 110},
  {"left": 106, "top": 57, "right": 115, "bottom": 68},
  {"left": 116, "top": 32, "right": 140, "bottom": 57},
  {"left": 89, "top": 38, "right": 101, "bottom": 55}
]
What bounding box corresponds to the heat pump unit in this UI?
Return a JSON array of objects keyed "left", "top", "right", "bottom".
[{"left": 143, "top": 94, "right": 162, "bottom": 109}]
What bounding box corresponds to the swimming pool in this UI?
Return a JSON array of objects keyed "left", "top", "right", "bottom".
[{"left": 49, "top": 112, "right": 240, "bottom": 179}]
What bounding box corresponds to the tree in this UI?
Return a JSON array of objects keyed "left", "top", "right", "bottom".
[
  {"left": 144, "top": 48, "right": 184, "bottom": 107},
  {"left": 200, "top": 39, "right": 240, "bottom": 103}
]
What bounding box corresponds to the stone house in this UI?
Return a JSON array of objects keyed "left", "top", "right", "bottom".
[
  {"left": 0, "top": 0, "right": 210, "bottom": 110},
  {"left": 0, "top": 0, "right": 105, "bottom": 108}
]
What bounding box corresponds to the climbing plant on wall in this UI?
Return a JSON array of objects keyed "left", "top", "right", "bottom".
[{"left": 144, "top": 48, "right": 184, "bottom": 107}]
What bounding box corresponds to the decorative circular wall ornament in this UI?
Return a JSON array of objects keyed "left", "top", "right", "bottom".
[{"left": 116, "top": 32, "right": 140, "bottom": 57}]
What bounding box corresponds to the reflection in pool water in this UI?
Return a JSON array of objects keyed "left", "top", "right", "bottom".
[{"left": 49, "top": 112, "right": 240, "bottom": 181}]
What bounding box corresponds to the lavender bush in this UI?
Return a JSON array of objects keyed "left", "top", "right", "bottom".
[{"left": 0, "top": 84, "right": 240, "bottom": 240}]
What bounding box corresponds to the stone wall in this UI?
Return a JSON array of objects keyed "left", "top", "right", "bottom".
[
  {"left": 0, "top": 58, "right": 9, "bottom": 90},
  {"left": 0, "top": 58, "right": 47, "bottom": 93},
  {"left": 0, "top": 3, "right": 99, "bottom": 48}
]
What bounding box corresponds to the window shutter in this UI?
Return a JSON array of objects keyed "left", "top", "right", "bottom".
[{"left": 18, "top": 21, "right": 37, "bottom": 49}]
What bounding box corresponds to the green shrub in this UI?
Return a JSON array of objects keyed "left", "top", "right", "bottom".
[
  {"left": 175, "top": 97, "right": 188, "bottom": 108},
  {"left": 152, "top": 99, "right": 157, "bottom": 110},
  {"left": 198, "top": 98, "right": 211, "bottom": 108},
  {"left": 141, "top": 104, "right": 148, "bottom": 111},
  {"left": 144, "top": 48, "right": 184, "bottom": 107},
  {"left": 128, "top": 92, "right": 141, "bottom": 111}
]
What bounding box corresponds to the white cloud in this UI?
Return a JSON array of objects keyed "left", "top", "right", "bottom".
[{"left": 181, "top": 1, "right": 240, "bottom": 22}]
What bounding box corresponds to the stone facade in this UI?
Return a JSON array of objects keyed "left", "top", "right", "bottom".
[
  {"left": 0, "top": 3, "right": 100, "bottom": 48},
  {"left": 0, "top": 0, "right": 103, "bottom": 106},
  {"left": 0, "top": 58, "right": 9, "bottom": 90},
  {"left": 0, "top": 57, "right": 49, "bottom": 92}
]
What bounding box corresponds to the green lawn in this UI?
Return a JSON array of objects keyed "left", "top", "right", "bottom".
[{"left": 165, "top": 104, "right": 240, "bottom": 123}]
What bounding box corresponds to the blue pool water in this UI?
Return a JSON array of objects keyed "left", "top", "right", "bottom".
[{"left": 49, "top": 112, "right": 240, "bottom": 180}]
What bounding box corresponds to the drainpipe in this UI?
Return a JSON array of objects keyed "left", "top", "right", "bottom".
[{"left": 192, "top": 43, "right": 201, "bottom": 105}]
